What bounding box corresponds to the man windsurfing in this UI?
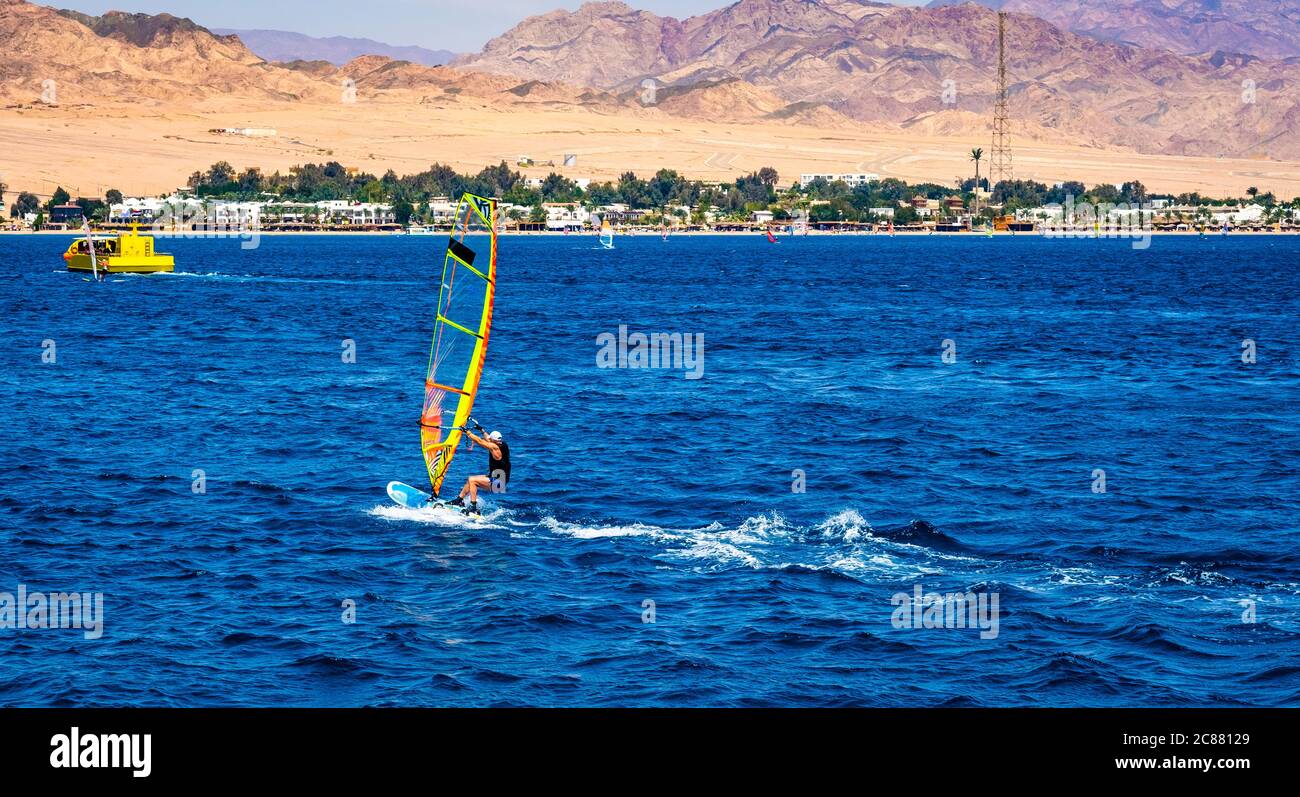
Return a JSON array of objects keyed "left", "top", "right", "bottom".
[{"left": 448, "top": 425, "right": 510, "bottom": 515}]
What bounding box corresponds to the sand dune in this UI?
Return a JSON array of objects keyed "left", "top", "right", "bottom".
[
  {"left": 6, "top": 97, "right": 1300, "bottom": 202},
  {"left": 3, "top": 0, "right": 1300, "bottom": 203}
]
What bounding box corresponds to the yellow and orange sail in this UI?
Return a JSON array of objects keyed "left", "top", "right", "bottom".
[{"left": 420, "top": 193, "right": 498, "bottom": 495}]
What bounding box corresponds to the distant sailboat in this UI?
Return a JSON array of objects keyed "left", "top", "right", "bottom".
[{"left": 599, "top": 217, "right": 615, "bottom": 249}]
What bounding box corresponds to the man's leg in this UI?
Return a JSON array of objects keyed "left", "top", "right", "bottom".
[{"left": 466, "top": 475, "right": 491, "bottom": 503}]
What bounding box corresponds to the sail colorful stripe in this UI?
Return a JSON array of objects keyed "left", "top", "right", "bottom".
[{"left": 420, "top": 193, "right": 497, "bottom": 495}]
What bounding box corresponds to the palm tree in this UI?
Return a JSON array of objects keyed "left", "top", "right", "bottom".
[{"left": 970, "top": 148, "right": 984, "bottom": 216}]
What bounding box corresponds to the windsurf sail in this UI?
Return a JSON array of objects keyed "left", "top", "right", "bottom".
[
  {"left": 420, "top": 193, "right": 498, "bottom": 496},
  {"left": 83, "top": 220, "right": 100, "bottom": 280},
  {"left": 599, "top": 217, "right": 614, "bottom": 249},
  {"left": 765, "top": 228, "right": 779, "bottom": 244}
]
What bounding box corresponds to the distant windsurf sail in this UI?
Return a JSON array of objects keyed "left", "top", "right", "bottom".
[
  {"left": 600, "top": 217, "right": 614, "bottom": 249},
  {"left": 420, "top": 193, "right": 497, "bottom": 495},
  {"left": 83, "top": 220, "right": 99, "bottom": 280}
]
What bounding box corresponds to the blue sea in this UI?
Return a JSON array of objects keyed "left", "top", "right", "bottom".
[{"left": 2, "top": 231, "right": 1298, "bottom": 707}]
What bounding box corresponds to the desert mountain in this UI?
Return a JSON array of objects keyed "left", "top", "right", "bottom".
[
  {"left": 454, "top": 0, "right": 1300, "bottom": 160},
  {"left": 6, "top": 0, "right": 1300, "bottom": 168},
  {"left": 0, "top": 0, "right": 843, "bottom": 126},
  {"left": 215, "top": 28, "right": 455, "bottom": 67},
  {"left": 1, "top": 0, "right": 328, "bottom": 104},
  {"left": 929, "top": 0, "right": 1300, "bottom": 60},
  {"left": 0, "top": 2, "right": 621, "bottom": 112},
  {"left": 57, "top": 8, "right": 255, "bottom": 56}
]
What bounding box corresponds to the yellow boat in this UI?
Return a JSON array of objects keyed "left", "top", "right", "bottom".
[{"left": 63, "top": 224, "right": 174, "bottom": 274}]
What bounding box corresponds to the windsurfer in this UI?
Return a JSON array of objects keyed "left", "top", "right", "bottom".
[{"left": 449, "top": 428, "right": 510, "bottom": 515}]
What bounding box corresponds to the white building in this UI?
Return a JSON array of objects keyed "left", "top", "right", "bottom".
[
  {"left": 800, "top": 172, "right": 880, "bottom": 187},
  {"left": 109, "top": 196, "right": 177, "bottom": 222},
  {"left": 1210, "top": 204, "right": 1265, "bottom": 225},
  {"left": 315, "top": 200, "right": 395, "bottom": 225},
  {"left": 210, "top": 127, "right": 277, "bottom": 137},
  {"left": 208, "top": 201, "right": 261, "bottom": 227},
  {"left": 543, "top": 202, "right": 590, "bottom": 230},
  {"left": 426, "top": 199, "right": 459, "bottom": 221}
]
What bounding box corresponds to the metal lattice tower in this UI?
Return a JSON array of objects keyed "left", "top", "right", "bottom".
[{"left": 989, "top": 11, "right": 1013, "bottom": 192}]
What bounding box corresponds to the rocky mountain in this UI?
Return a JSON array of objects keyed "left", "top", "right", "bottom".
[
  {"left": 0, "top": 2, "right": 609, "bottom": 112},
  {"left": 8, "top": 0, "right": 1300, "bottom": 161},
  {"left": 928, "top": 0, "right": 1300, "bottom": 60},
  {"left": 0, "top": 0, "right": 853, "bottom": 127},
  {"left": 214, "top": 28, "right": 455, "bottom": 67},
  {"left": 53, "top": 8, "right": 264, "bottom": 64},
  {"left": 1, "top": 1, "right": 326, "bottom": 104},
  {"left": 453, "top": 0, "right": 1300, "bottom": 159}
]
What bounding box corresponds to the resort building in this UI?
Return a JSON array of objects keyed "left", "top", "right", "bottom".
[
  {"left": 543, "top": 202, "right": 590, "bottom": 231},
  {"left": 313, "top": 200, "right": 396, "bottom": 225},
  {"left": 799, "top": 172, "right": 880, "bottom": 187},
  {"left": 910, "top": 196, "right": 942, "bottom": 218},
  {"left": 48, "top": 203, "right": 85, "bottom": 228}
]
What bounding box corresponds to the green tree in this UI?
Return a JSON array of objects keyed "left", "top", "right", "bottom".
[
  {"left": 894, "top": 206, "right": 920, "bottom": 225},
  {"left": 76, "top": 197, "right": 106, "bottom": 221},
  {"left": 541, "top": 172, "right": 581, "bottom": 202},
  {"left": 647, "top": 168, "right": 683, "bottom": 207},
  {"left": 12, "top": 191, "right": 40, "bottom": 218},
  {"left": 394, "top": 200, "right": 414, "bottom": 226},
  {"left": 237, "top": 169, "right": 262, "bottom": 194},
  {"left": 49, "top": 186, "right": 70, "bottom": 209},
  {"left": 617, "top": 172, "right": 648, "bottom": 207},
  {"left": 105, "top": 188, "right": 123, "bottom": 205},
  {"left": 207, "top": 161, "right": 236, "bottom": 186}
]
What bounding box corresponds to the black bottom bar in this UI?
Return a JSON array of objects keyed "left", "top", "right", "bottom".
[{"left": 2, "top": 708, "right": 1286, "bottom": 784}]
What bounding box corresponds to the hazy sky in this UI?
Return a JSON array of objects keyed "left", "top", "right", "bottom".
[{"left": 49, "top": 1, "right": 925, "bottom": 51}]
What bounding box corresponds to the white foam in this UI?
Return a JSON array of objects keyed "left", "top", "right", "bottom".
[
  {"left": 535, "top": 509, "right": 977, "bottom": 577},
  {"left": 811, "top": 509, "right": 875, "bottom": 542},
  {"left": 368, "top": 502, "right": 508, "bottom": 529}
]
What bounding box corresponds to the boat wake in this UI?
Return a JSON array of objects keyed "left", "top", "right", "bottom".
[{"left": 538, "top": 509, "right": 987, "bottom": 580}]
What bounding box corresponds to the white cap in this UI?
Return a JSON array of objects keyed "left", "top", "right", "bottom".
[{"left": 488, "top": 431, "right": 503, "bottom": 441}]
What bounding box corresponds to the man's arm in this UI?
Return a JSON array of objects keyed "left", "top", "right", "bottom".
[{"left": 464, "top": 429, "right": 501, "bottom": 458}]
